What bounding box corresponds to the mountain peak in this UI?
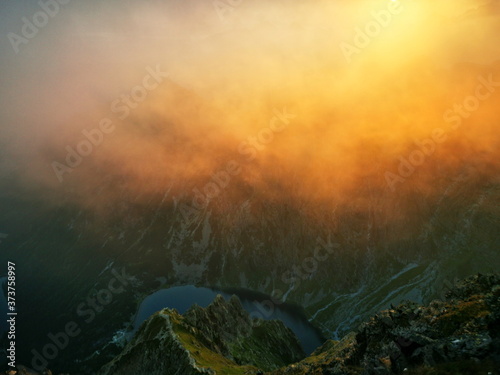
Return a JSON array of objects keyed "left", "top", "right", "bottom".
[{"left": 99, "top": 295, "right": 304, "bottom": 374}]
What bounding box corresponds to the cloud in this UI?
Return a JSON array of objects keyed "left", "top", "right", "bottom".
[{"left": 0, "top": 0, "right": 499, "bottom": 224}]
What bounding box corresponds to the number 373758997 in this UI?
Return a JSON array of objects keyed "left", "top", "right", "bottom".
[{"left": 7, "top": 262, "right": 16, "bottom": 312}]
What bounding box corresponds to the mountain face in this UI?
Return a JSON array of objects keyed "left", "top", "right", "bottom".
[
  {"left": 97, "top": 274, "right": 499, "bottom": 375},
  {"left": 1, "top": 157, "right": 498, "bottom": 373},
  {"left": 98, "top": 295, "right": 305, "bottom": 375}
]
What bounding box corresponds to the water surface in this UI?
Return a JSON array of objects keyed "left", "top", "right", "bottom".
[{"left": 134, "top": 285, "right": 325, "bottom": 354}]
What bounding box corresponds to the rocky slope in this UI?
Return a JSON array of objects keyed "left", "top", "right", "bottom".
[
  {"left": 98, "top": 295, "right": 304, "bottom": 375},
  {"left": 97, "top": 274, "right": 500, "bottom": 375},
  {"left": 271, "top": 274, "right": 500, "bottom": 375},
  {"left": 3, "top": 274, "right": 499, "bottom": 374}
]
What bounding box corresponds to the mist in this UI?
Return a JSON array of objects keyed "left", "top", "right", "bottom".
[{"left": 1, "top": 0, "right": 499, "bottom": 225}]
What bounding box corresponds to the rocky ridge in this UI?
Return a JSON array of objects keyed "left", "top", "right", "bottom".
[
  {"left": 3, "top": 274, "right": 500, "bottom": 374},
  {"left": 99, "top": 274, "right": 500, "bottom": 375},
  {"left": 99, "top": 295, "right": 305, "bottom": 375},
  {"left": 271, "top": 274, "right": 500, "bottom": 374}
]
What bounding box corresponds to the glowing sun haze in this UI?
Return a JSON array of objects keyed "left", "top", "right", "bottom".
[{"left": 0, "top": 0, "right": 499, "bottom": 216}]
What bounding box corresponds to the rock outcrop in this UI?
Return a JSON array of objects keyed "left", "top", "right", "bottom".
[
  {"left": 271, "top": 274, "right": 500, "bottom": 374},
  {"left": 99, "top": 295, "right": 305, "bottom": 375}
]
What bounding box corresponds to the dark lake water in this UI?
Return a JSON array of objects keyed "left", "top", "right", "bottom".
[{"left": 133, "top": 285, "right": 326, "bottom": 354}]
